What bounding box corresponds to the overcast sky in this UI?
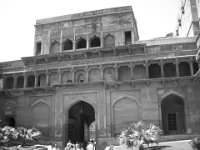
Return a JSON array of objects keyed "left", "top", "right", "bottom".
[{"left": 0, "top": 0, "right": 180, "bottom": 62}]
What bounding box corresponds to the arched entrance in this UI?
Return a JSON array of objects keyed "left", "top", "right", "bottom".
[
  {"left": 161, "top": 94, "right": 185, "bottom": 135},
  {"left": 67, "top": 101, "right": 95, "bottom": 143}
]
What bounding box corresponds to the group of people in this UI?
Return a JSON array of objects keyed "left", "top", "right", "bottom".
[{"left": 65, "top": 139, "right": 96, "bottom": 150}]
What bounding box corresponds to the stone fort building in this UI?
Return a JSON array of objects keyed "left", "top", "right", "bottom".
[{"left": 0, "top": 1, "right": 200, "bottom": 149}]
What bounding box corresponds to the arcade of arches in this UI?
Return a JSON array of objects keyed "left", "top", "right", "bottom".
[
  {"left": 67, "top": 101, "right": 95, "bottom": 143},
  {"left": 161, "top": 94, "right": 185, "bottom": 135}
]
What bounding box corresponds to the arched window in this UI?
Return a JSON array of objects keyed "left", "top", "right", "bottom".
[
  {"left": 16, "top": 76, "right": 24, "bottom": 88},
  {"left": 90, "top": 35, "right": 100, "bottom": 47},
  {"left": 5, "top": 77, "right": 14, "bottom": 89},
  {"left": 76, "top": 37, "right": 86, "bottom": 49},
  {"left": 63, "top": 39, "right": 73, "bottom": 51},
  {"left": 179, "top": 62, "right": 191, "bottom": 76},
  {"left": 77, "top": 73, "right": 85, "bottom": 83},
  {"left": 37, "top": 74, "right": 46, "bottom": 87},
  {"left": 27, "top": 75, "right": 35, "bottom": 87},
  {"left": 50, "top": 40, "right": 60, "bottom": 54},
  {"left": 104, "top": 34, "right": 115, "bottom": 48},
  {"left": 149, "top": 64, "right": 161, "bottom": 78},
  {"left": 164, "top": 63, "right": 176, "bottom": 77}
]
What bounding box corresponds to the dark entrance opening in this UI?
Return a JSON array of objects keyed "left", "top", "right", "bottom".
[
  {"left": 67, "top": 101, "right": 95, "bottom": 144},
  {"left": 161, "top": 94, "right": 185, "bottom": 135},
  {"left": 4, "top": 116, "right": 15, "bottom": 127}
]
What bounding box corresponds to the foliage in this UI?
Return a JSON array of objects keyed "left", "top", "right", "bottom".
[
  {"left": 190, "top": 137, "right": 200, "bottom": 150},
  {"left": 118, "top": 121, "right": 162, "bottom": 150},
  {"left": 0, "top": 126, "right": 41, "bottom": 146}
]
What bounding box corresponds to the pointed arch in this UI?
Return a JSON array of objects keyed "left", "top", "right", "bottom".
[
  {"left": 50, "top": 40, "right": 60, "bottom": 53},
  {"left": 113, "top": 94, "right": 141, "bottom": 136},
  {"left": 90, "top": 35, "right": 100, "bottom": 47},
  {"left": 104, "top": 34, "right": 115, "bottom": 48},
  {"left": 161, "top": 92, "right": 186, "bottom": 135},
  {"left": 63, "top": 39, "right": 73, "bottom": 51},
  {"left": 4, "top": 101, "right": 17, "bottom": 110},
  {"left": 76, "top": 37, "right": 86, "bottom": 49},
  {"left": 32, "top": 100, "right": 50, "bottom": 136}
]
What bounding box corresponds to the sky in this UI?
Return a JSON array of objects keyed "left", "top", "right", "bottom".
[{"left": 0, "top": 0, "right": 180, "bottom": 62}]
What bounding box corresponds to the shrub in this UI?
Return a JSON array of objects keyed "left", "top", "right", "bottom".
[
  {"left": 117, "top": 121, "right": 162, "bottom": 150},
  {"left": 190, "top": 137, "right": 200, "bottom": 150},
  {"left": 0, "top": 126, "right": 41, "bottom": 146}
]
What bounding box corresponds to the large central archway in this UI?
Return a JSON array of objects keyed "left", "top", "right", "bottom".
[
  {"left": 161, "top": 94, "right": 185, "bottom": 135},
  {"left": 67, "top": 101, "right": 95, "bottom": 143}
]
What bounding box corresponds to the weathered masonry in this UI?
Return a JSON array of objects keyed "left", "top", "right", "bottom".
[{"left": 0, "top": 5, "right": 200, "bottom": 150}]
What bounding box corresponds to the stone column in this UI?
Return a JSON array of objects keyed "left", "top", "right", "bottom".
[
  {"left": 60, "top": 30, "right": 63, "bottom": 52},
  {"left": 13, "top": 76, "right": 17, "bottom": 89},
  {"left": 160, "top": 60, "right": 164, "bottom": 77},
  {"left": 23, "top": 73, "right": 27, "bottom": 88},
  {"left": 71, "top": 68, "right": 75, "bottom": 83},
  {"left": 48, "top": 30, "right": 51, "bottom": 54},
  {"left": 189, "top": 58, "right": 194, "bottom": 75},
  {"left": 129, "top": 62, "right": 134, "bottom": 80},
  {"left": 114, "top": 64, "right": 118, "bottom": 81},
  {"left": 73, "top": 28, "right": 76, "bottom": 51},
  {"left": 101, "top": 32, "right": 104, "bottom": 48},
  {"left": 34, "top": 73, "right": 38, "bottom": 88},
  {"left": 175, "top": 58, "right": 179, "bottom": 77},
  {"left": 86, "top": 34, "right": 89, "bottom": 49},
  {"left": 58, "top": 69, "right": 62, "bottom": 84},
  {"left": 145, "top": 61, "right": 149, "bottom": 79},
  {"left": 100, "top": 65, "right": 104, "bottom": 81},
  {"left": 46, "top": 71, "right": 49, "bottom": 86},
  {"left": 85, "top": 66, "right": 89, "bottom": 82}
]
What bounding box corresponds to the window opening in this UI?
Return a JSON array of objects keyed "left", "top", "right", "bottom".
[
  {"left": 76, "top": 38, "right": 86, "bottom": 49},
  {"left": 90, "top": 36, "right": 100, "bottom": 47},
  {"left": 36, "top": 42, "right": 42, "bottom": 55},
  {"left": 63, "top": 39, "right": 73, "bottom": 51},
  {"left": 125, "top": 31, "right": 132, "bottom": 45}
]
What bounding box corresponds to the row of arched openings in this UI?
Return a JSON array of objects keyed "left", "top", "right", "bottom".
[
  {"left": 4, "top": 60, "right": 199, "bottom": 89},
  {"left": 50, "top": 34, "right": 115, "bottom": 53}
]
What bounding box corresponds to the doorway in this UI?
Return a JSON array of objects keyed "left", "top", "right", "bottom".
[
  {"left": 67, "top": 101, "right": 95, "bottom": 143},
  {"left": 161, "top": 94, "right": 185, "bottom": 135}
]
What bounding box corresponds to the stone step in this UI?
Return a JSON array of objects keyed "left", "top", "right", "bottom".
[{"left": 159, "top": 134, "right": 200, "bottom": 142}]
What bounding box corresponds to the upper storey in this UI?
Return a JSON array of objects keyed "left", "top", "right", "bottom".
[{"left": 34, "top": 6, "right": 139, "bottom": 56}]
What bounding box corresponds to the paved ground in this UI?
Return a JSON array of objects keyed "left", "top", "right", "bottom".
[{"left": 145, "top": 140, "right": 193, "bottom": 150}]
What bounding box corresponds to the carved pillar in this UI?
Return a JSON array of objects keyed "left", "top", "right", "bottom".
[
  {"left": 60, "top": 30, "right": 63, "bottom": 52},
  {"left": 114, "top": 64, "right": 118, "bottom": 81},
  {"left": 71, "top": 68, "right": 75, "bottom": 83},
  {"left": 48, "top": 30, "right": 51, "bottom": 54},
  {"left": 175, "top": 58, "right": 179, "bottom": 77},
  {"left": 160, "top": 60, "right": 164, "bottom": 78},
  {"left": 145, "top": 61, "right": 149, "bottom": 79},
  {"left": 23, "top": 73, "right": 27, "bottom": 88},
  {"left": 58, "top": 69, "right": 62, "bottom": 84},
  {"left": 87, "top": 34, "right": 89, "bottom": 49},
  {"left": 189, "top": 58, "right": 194, "bottom": 75},
  {"left": 129, "top": 62, "right": 134, "bottom": 80},
  {"left": 73, "top": 28, "right": 76, "bottom": 51},
  {"left": 101, "top": 32, "right": 104, "bottom": 48},
  {"left": 34, "top": 73, "right": 38, "bottom": 88},
  {"left": 46, "top": 71, "right": 49, "bottom": 86},
  {"left": 100, "top": 65, "right": 104, "bottom": 80},
  {"left": 85, "top": 66, "right": 89, "bottom": 82},
  {"left": 13, "top": 76, "right": 17, "bottom": 89}
]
